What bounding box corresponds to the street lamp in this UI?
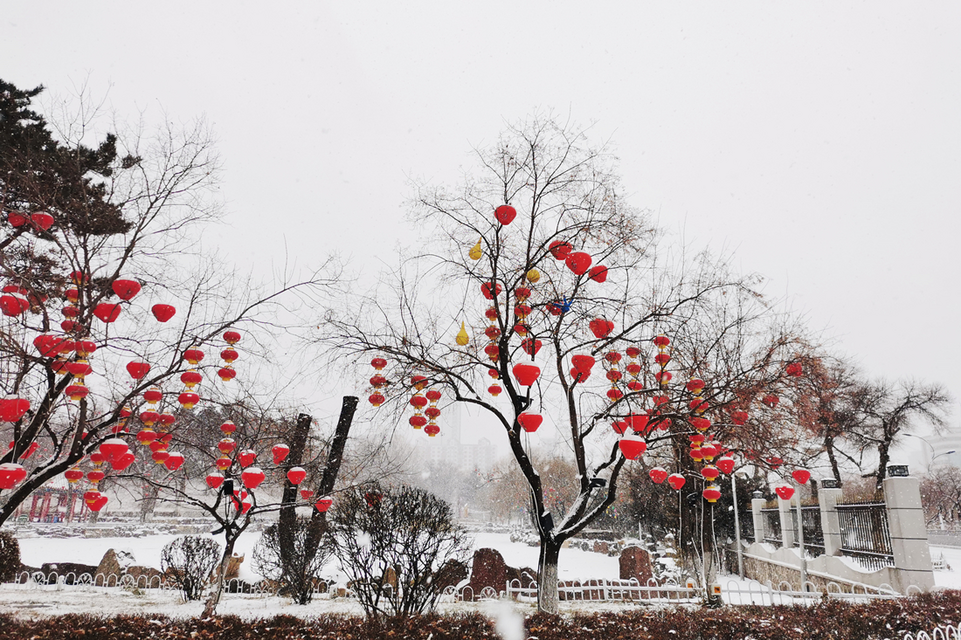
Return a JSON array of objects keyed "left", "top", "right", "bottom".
[{"left": 904, "top": 433, "right": 955, "bottom": 470}]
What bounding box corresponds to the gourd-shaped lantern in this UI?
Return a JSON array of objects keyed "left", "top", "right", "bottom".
[{"left": 517, "top": 412, "right": 543, "bottom": 433}]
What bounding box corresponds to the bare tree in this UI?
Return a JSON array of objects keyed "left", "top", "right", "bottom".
[
  {"left": 320, "top": 116, "right": 806, "bottom": 612},
  {"left": 161, "top": 535, "right": 222, "bottom": 602}
]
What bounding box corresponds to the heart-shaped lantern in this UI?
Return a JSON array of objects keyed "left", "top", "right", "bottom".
[
  {"left": 494, "top": 205, "right": 517, "bottom": 225},
  {"left": 111, "top": 452, "right": 136, "bottom": 472},
  {"left": 206, "top": 473, "right": 225, "bottom": 489},
  {"left": 649, "top": 467, "right": 669, "bottom": 484},
  {"left": 314, "top": 496, "right": 333, "bottom": 512},
  {"left": 111, "top": 279, "right": 141, "bottom": 301},
  {"left": 667, "top": 473, "right": 686, "bottom": 491},
  {"left": 618, "top": 434, "right": 647, "bottom": 460},
  {"left": 151, "top": 304, "right": 176, "bottom": 322},
  {"left": 512, "top": 363, "right": 541, "bottom": 387},
  {"left": 272, "top": 444, "right": 290, "bottom": 464},
  {"left": 90, "top": 495, "right": 109, "bottom": 512},
  {"left": 517, "top": 412, "right": 543, "bottom": 433},
  {"left": 521, "top": 339, "right": 543, "bottom": 356},
  {"left": 775, "top": 485, "right": 795, "bottom": 501},
  {"left": 792, "top": 468, "right": 811, "bottom": 485},
  {"left": 164, "top": 452, "right": 185, "bottom": 471},
  {"left": 566, "top": 251, "right": 593, "bottom": 275},
  {"left": 589, "top": 318, "right": 614, "bottom": 339},
  {"left": 93, "top": 303, "right": 121, "bottom": 323},
  {"left": 238, "top": 450, "right": 257, "bottom": 468},
  {"left": 241, "top": 467, "right": 266, "bottom": 489},
  {"left": 481, "top": 282, "right": 502, "bottom": 300},
  {"left": 287, "top": 467, "right": 307, "bottom": 485}
]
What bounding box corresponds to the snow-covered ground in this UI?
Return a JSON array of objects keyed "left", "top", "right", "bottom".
[{"left": 2, "top": 529, "right": 958, "bottom": 619}]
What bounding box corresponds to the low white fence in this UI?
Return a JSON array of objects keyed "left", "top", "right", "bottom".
[
  {"left": 891, "top": 621, "right": 961, "bottom": 640},
  {"left": 10, "top": 571, "right": 278, "bottom": 596}
]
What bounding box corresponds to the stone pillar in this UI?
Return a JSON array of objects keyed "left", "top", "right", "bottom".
[
  {"left": 883, "top": 465, "right": 935, "bottom": 592},
  {"left": 819, "top": 479, "right": 843, "bottom": 556},
  {"left": 778, "top": 495, "right": 795, "bottom": 548},
  {"left": 751, "top": 492, "right": 766, "bottom": 544}
]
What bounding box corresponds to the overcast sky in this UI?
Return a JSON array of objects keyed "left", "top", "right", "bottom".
[{"left": 4, "top": 3, "right": 959, "bottom": 467}]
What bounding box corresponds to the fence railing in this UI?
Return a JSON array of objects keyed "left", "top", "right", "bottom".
[
  {"left": 836, "top": 502, "right": 895, "bottom": 570},
  {"left": 790, "top": 505, "right": 825, "bottom": 554},
  {"left": 10, "top": 571, "right": 281, "bottom": 596},
  {"left": 761, "top": 508, "right": 781, "bottom": 544}
]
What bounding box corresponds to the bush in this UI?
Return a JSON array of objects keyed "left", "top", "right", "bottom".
[
  {"left": 0, "top": 531, "right": 19, "bottom": 583},
  {"left": 160, "top": 536, "right": 221, "bottom": 601},
  {"left": 252, "top": 516, "right": 333, "bottom": 604},
  {"left": 329, "top": 484, "right": 473, "bottom": 618}
]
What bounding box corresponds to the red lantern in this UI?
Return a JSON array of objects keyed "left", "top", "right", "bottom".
[
  {"left": 369, "top": 392, "right": 386, "bottom": 407},
  {"left": 699, "top": 444, "right": 718, "bottom": 461},
  {"left": 111, "top": 279, "right": 141, "bottom": 300},
  {"left": 702, "top": 485, "right": 722, "bottom": 503},
  {"left": 484, "top": 344, "right": 500, "bottom": 361},
  {"left": 99, "top": 438, "right": 129, "bottom": 460},
  {"left": 409, "top": 415, "right": 427, "bottom": 429},
  {"left": 611, "top": 420, "right": 628, "bottom": 435},
  {"left": 606, "top": 370, "right": 622, "bottom": 382},
  {"left": 786, "top": 362, "right": 803, "bottom": 377},
  {"left": 65, "top": 287, "right": 80, "bottom": 303},
  {"left": 183, "top": 347, "right": 204, "bottom": 365},
  {"left": 626, "top": 414, "right": 650, "bottom": 435},
  {"left": 272, "top": 444, "right": 290, "bottom": 464},
  {"left": 424, "top": 423, "right": 440, "bottom": 437},
  {"left": 606, "top": 388, "right": 624, "bottom": 401},
  {"left": 648, "top": 467, "right": 669, "bottom": 484},
  {"left": 143, "top": 387, "right": 163, "bottom": 404},
  {"left": 65, "top": 468, "right": 84, "bottom": 483},
  {"left": 588, "top": 318, "right": 614, "bottom": 339},
  {"left": 792, "top": 468, "right": 811, "bottom": 485},
  {"left": 370, "top": 357, "right": 387, "bottom": 370},
  {"left": 689, "top": 398, "right": 709, "bottom": 414},
  {"left": 223, "top": 330, "right": 242, "bottom": 345},
  {"left": 512, "top": 363, "right": 541, "bottom": 387},
  {"left": 521, "top": 339, "right": 543, "bottom": 356},
  {"left": 217, "top": 438, "right": 236, "bottom": 454},
  {"left": 565, "top": 251, "right": 593, "bottom": 275},
  {"left": 93, "top": 303, "right": 121, "bottom": 323},
  {"left": 654, "top": 353, "right": 671, "bottom": 366},
  {"left": 494, "top": 204, "right": 516, "bottom": 225},
  {"left": 667, "top": 473, "right": 686, "bottom": 491},
  {"left": 65, "top": 383, "right": 90, "bottom": 401},
  {"left": 626, "top": 346, "right": 642, "bottom": 358},
  {"left": 731, "top": 410, "right": 749, "bottom": 426},
  {"left": 425, "top": 406, "right": 441, "bottom": 419},
  {"left": 517, "top": 412, "right": 543, "bottom": 433},
  {"left": 549, "top": 240, "right": 573, "bottom": 260},
  {"left": 140, "top": 410, "right": 159, "bottom": 426},
  {"left": 685, "top": 378, "right": 705, "bottom": 393},
  {"left": 34, "top": 334, "right": 68, "bottom": 357},
  {"left": 137, "top": 429, "right": 158, "bottom": 445},
  {"left": 151, "top": 304, "right": 176, "bottom": 322},
  {"left": 775, "top": 485, "right": 795, "bottom": 501},
  {"left": 126, "top": 361, "right": 151, "bottom": 380},
  {"left": 220, "top": 421, "right": 236, "bottom": 434},
  {"left": 151, "top": 450, "right": 170, "bottom": 464},
  {"left": 215, "top": 457, "right": 232, "bottom": 471},
  {"left": 588, "top": 265, "right": 608, "bottom": 283},
  {"left": 221, "top": 348, "right": 239, "bottom": 364},
  {"left": 570, "top": 368, "right": 590, "bottom": 383},
  {"left": 89, "top": 495, "right": 109, "bottom": 512},
  {"left": 238, "top": 449, "right": 257, "bottom": 468},
  {"left": 241, "top": 467, "right": 266, "bottom": 489},
  {"left": 425, "top": 389, "right": 442, "bottom": 402},
  {"left": 217, "top": 367, "right": 236, "bottom": 382},
  {"left": 689, "top": 447, "right": 704, "bottom": 462},
  {"left": 0, "top": 294, "right": 26, "bottom": 317},
  {"left": 571, "top": 355, "right": 595, "bottom": 372},
  {"left": 0, "top": 397, "right": 31, "bottom": 423},
  {"left": 300, "top": 488, "right": 314, "bottom": 500},
  {"left": 716, "top": 456, "right": 736, "bottom": 475},
  {"left": 287, "top": 467, "right": 307, "bottom": 485},
  {"left": 206, "top": 473, "right": 225, "bottom": 489},
  {"left": 701, "top": 466, "right": 720, "bottom": 481},
  {"left": 314, "top": 496, "right": 333, "bottom": 512},
  {"left": 488, "top": 384, "right": 502, "bottom": 397},
  {"left": 0, "top": 463, "right": 27, "bottom": 489},
  {"left": 655, "top": 371, "right": 672, "bottom": 385},
  {"left": 178, "top": 392, "right": 200, "bottom": 409},
  {"left": 411, "top": 376, "right": 429, "bottom": 391},
  {"left": 618, "top": 434, "right": 647, "bottom": 460},
  {"left": 691, "top": 417, "right": 711, "bottom": 432},
  {"left": 762, "top": 394, "right": 780, "bottom": 408},
  {"left": 30, "top": 211, "right": 55, "bottom": 231},
  {"left": 410, "top": 394, "right": 428, "bottom": 409},
  {"left": 149, "top": 441, "right": 168, "bottom": 453},
  {"left": 766, "top": 456, "right": 784, "bottom": 470},
  {"left": 111, "top": 452, "right": 136, "bottom": 471},
  {"left": 164, "top": 452, "right": 185, "bottom": 471},
  {"left": 181, "top": 370, "right": 203, "bottom": 389},
  {"left": 480, "top": 282, "right": 502, "bottom": 300}
]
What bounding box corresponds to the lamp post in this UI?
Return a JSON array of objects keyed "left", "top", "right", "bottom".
[
  {"left": 731, "top": 472, "right": 744, "bottom": 578},
  {"left": 904, "top": 433, "right": 955, "bottom": 471}
]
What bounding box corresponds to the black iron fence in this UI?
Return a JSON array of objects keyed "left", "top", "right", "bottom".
[
  {"left": 793, "top": 505, "right": 825, "bottom": 554},
  {"left": 836, "top": 502, "right": 895, "bottom": 570},
  {"left": 761, "top": 508, "right": 781, "bottom": 544}
]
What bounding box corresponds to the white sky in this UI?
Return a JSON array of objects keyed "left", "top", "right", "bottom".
[{"left": 4, "top": 3, "right": 960, "bottom": 469}]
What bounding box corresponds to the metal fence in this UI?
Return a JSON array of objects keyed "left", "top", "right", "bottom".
[
  {"left": 789, "top": 505, "right": 825, "bottom": 554},
  {"left": 761, "top": 508, "right": 781, "bottom": 544},
  {"left": 836, "top": 502, "right": 895, "bottom": 570}
]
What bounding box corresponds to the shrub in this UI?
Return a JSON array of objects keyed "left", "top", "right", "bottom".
[
  {"left": 160, "top": 536, "right": 221, "bottom": 601},
  {"left": 0, "top": 531, "right": 19, "bottom": 583},
  {"left": 329, "top": 484, "right": 473, "bottom": 618},
  {"left": 252, "top": 516, "right": 333, "bottom": 604}
]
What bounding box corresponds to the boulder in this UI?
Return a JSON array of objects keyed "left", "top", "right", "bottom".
[
  {"left": 468, "top": 548, "right": 536, "bottom": 596},
  {"left": 96, "top": 549, "right": 136, "bottom": 579},
  {"left": 619, "top": 546, "right": 654, "bottom": 584}
]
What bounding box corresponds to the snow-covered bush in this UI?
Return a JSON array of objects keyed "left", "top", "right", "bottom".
[
  {"left": 0, "top": 531, "right": 19, "bottom": 582},
  {"left": 160, "top": 536, "right": 221, "bottom": 602}
]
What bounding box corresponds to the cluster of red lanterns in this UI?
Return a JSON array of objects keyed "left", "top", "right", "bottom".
[
  {"left": 368, "top": 357, "right": 387, "bottom": 407},
  {"left": 0, "top": 284, "right": 32, "bottom": 317},
  {"left": 7, "top": 209, "right": 55, "bottom": 233},
  {"left": 407, "top": 376, "right": 442, "bottom": 437},
  {"left": 218, "top": 330, "right": 241, "bottom": 382}
]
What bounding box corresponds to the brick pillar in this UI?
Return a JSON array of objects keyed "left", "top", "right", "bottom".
[
  {"left": 819, "top": 479, "right": 843, "bottom": 556},
  {"left": 883, "top": 465, "right": 934, "bottom": 592},
  {"left": 751, "top": 492, "right": 766, "bottom": 544},
  {"left": 778, "top": 495, "right": 794, "bottom": 548}
]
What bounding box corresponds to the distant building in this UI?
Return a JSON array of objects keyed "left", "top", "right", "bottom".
[
  {"left": 927, "top": 430, "right": 961, "bottom": 469},
  {"left": 422, "top": 403, "right": 494, "bottom": 472}
]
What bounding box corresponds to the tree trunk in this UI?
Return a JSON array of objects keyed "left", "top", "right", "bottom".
[
  {"left": 825, "top": 434, "right": 843, "bottom": 484},
  {"left": 536, "top": 540, "right": 561, "bottom": 614},
  {"left": 278, "top": 412, "right": 314, "bottom": 578},
  {"left": 202, "top": 533, "right": 237, "bottom": 617},
  {"left": 304, "top": 396, "right": 357, "bottom": 562},
  {"left": 875, "top": 440, "right": 892, "bottom": 494}
]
